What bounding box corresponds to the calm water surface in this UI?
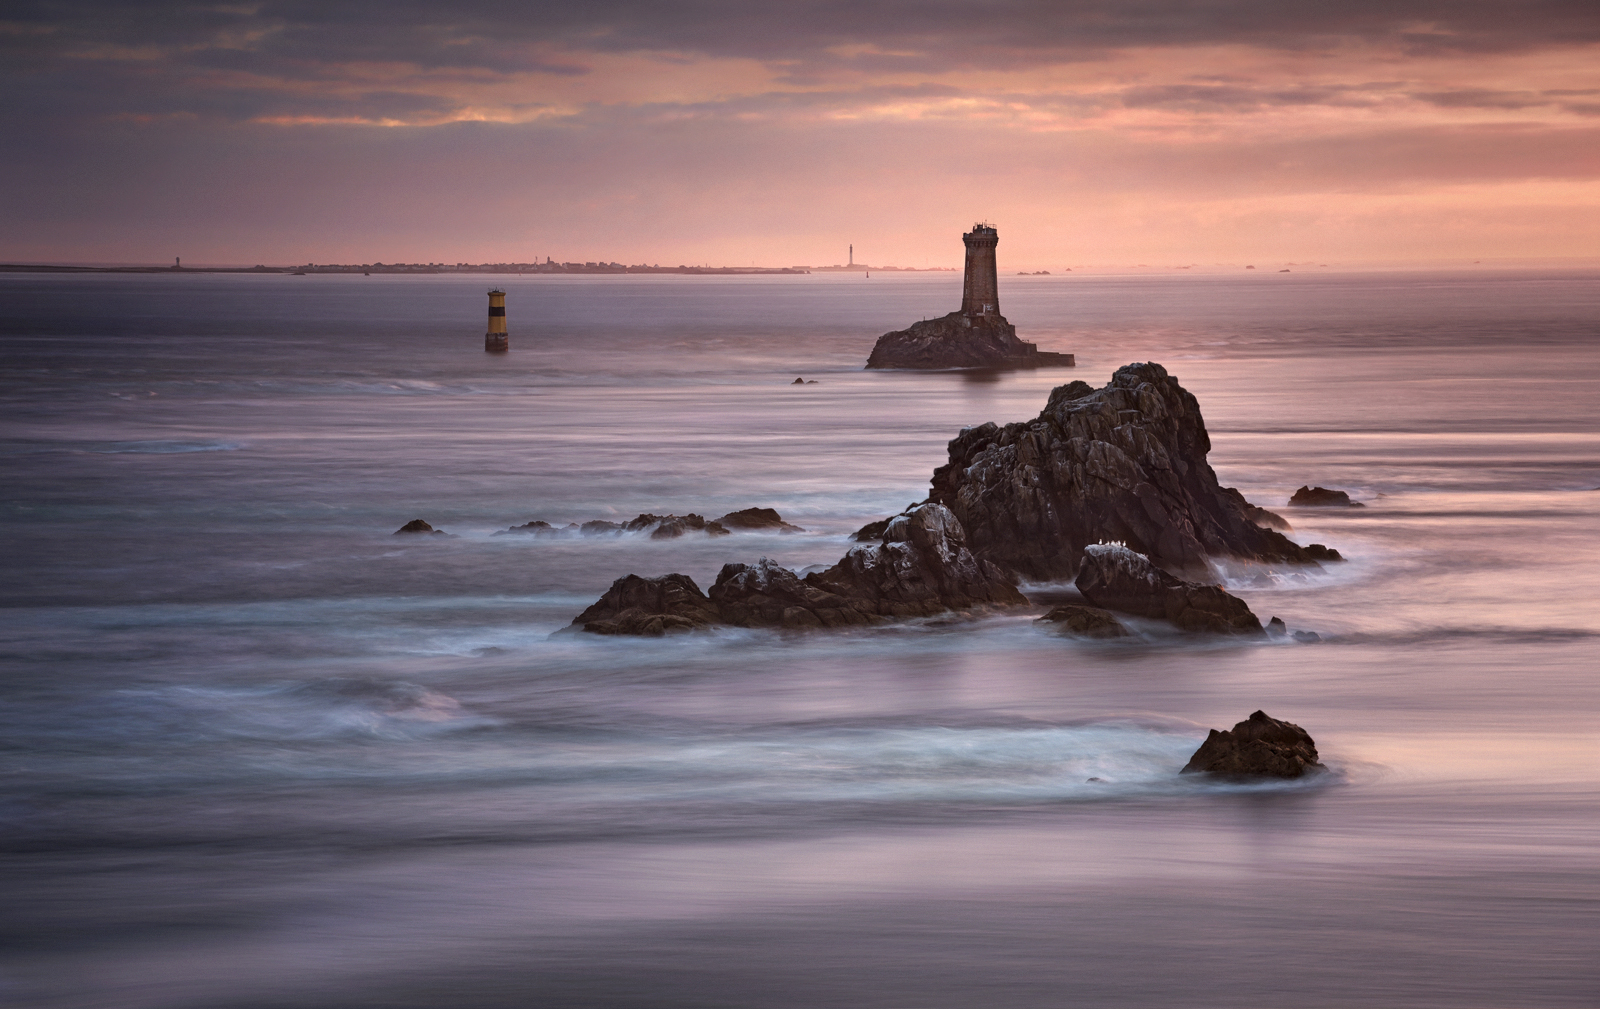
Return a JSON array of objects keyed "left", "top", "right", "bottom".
[{"left": 2, "top": 271, "right": 1599, "bottom": 1007}]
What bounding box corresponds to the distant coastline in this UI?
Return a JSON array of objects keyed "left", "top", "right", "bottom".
[{"left": 0, "top": 261, "right": 956, "bottom": 276}]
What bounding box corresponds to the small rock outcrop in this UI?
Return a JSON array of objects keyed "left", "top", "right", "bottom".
[
  {"left": 866, "top": 312, "right": 1074, "bottom": 370},
  {"left": 1036, "top": 603, "right": 1131, "bottom": 638},
  {"left": 394, "top": 519, "right": 446, "bottom": 535},
  {"left": 570, "top": 503, "right": 1025, "bottom": 635},
  {"left": 930, "top": 363, "right": 1335, "bottom": 580},
  {"left": 1180, "top": 710, "right": 1325, "bottom": 778},
  {"left": 570, "top": 573, "right": 723, "bottom": 636},
  {"left": 1288, "top": 486, "right": 1364, "bottom": 507},
  {"left": 1075, "top": 543, "right": 1262, "bottom": 635},
  {"left": 713, "top": 507, "right": 804, "bottom": 533}
]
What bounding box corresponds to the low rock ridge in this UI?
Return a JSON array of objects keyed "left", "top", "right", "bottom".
[
  {"left": 866, "top": 312, "right": 1074, "bottom": 370},
  {"left": 1075, "top": 543, "right": 1263, "bottom": 635},
  {"left": 1288, "top": 485, "right": 1364, "bottom": 508},
  {"left": 500, "top": 508, "right": 803, "bottom": 540},
  {"left": 930, "top": 363, "right": 1340, "bottom": 580},
  {"left": 569, "top": 502, "right": 1025, "bottom": 635},
  {"left": 1181, "top": 710, "right": 1325, "bottom": 778}
]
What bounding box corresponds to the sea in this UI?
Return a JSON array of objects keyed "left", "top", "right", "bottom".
[{"left": 2, "top": 269, "right": 1598, "bottom": 1008}]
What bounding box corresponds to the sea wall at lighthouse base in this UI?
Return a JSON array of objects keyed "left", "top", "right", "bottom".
[
  {"left": 485, "top": 334, "right": 508, "bottom": 353},
  {"left": 866, "top": 311, "right": 1073, "bottom": 370}
]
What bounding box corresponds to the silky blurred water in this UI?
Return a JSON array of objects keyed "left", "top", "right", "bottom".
[{"left": 2, "top": 270, "right": 1599, "bottom": 1008}]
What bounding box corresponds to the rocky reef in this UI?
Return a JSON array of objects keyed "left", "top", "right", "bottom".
[
  {"left": 394, "top": 519, "right": 448, "bottom": 536},
  {"left": 1181, "top": 710, "right": 1325, "bottom": 778},
  {"left": 568, "top": 503, "right": 1024, "bottom": 635},
  {"left": 931, "top": 362, "right": 1336, "bottom": 580},
  {"left": 1075, "top": 543, "right": 1262, "bottom": 635},
  {"left": 866, "top": 312, "right": 1074, "bottom": 370},
  {"left": 501, "top": 507, "right": 804, "bottom": 539},
  {"left": 567, "top": 363, "right": 1344, "bottom": 637}
]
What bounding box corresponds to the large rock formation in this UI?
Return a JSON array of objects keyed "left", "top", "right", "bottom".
[
  {"left": 1181, "top": 710, "right": 1325, "bottom": 778},
  {"left": 930, "top": 363, "right": 1332, "bottom": 580},
  {"left": 713, "top": 507, "right": 804, "bottom": 532},
  {"left": 569, "top": 503, "right": 1025, "bottom": 635},
  {"left": 1075, "top": 543, "right": 1262, "bottom": 635},
  {"left": 866, "top": 312, "right": 1073, "bottom": 370}
]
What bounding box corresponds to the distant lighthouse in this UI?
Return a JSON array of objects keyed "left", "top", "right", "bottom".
[
  {"left": 485, "top": 289, "right": 508, "bottom": 352},
  {"left": 960, "top": 224, "right": 999, "bottom": 317}
]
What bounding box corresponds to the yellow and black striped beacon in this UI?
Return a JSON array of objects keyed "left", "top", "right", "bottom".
[{"left": 485, "top": 289, "right": 508, "bottom": 353}]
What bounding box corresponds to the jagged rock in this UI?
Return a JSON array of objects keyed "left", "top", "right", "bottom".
[
  {"left": 713, "top": 507, "right": 804, "bottom": 533},
  {"left": 645, "top": 514, "right": 730, "bottom": 539},
  {"left": 1075, "top": 543, "right": 1262, "bottom": 635},
  {"left": 1289, "top": 485, "right": 1364, "bottom": 507},
  {"left": 805, "top": 503, "right": 1027, "bottom": 617},
  {"left": 866, "top": 312, "right": 1073, "bottom": 370},
  {"left": 571, "top": 574, "right": 722, "bottom": 636},
  {"left": 1292, "top": 630, "right": 1322, "bottom": 643},
  {"left": 572, "top": 504, "right": 1026, "bottom": 635},
  {"left": 1181, "top": 710, "right": 1325, "bottom": 778},
  {"left": 1245, "top": 504, "right": 1292, "bottom": 531},
  {"left": 1303, "top": 543, "right": 1342, "bottom": 561},
  {"left": 930, "top": 364, "right": 1327, "bottom": 580},
  {"left": 709, "top": 558, "right": 872, "bottom": 629},
  {"left": 580, "top": 519, "right": 623, "bottom": 536},
  {"left": 394, "top": 519, "right": 446, "bottom": 535},
  {"left": 1037, "top": 603, "right": 1131, "bottom": 638},
  {"left": 499, "top": 520, "right": 557, "bottom": 536},
  {"left": 852, "top": 516, "right": 893, "bottom": 542},
  {"left": 1266, "top": 616, "right": 1288, "bottom": 638}
]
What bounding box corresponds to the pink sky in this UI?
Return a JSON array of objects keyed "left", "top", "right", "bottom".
[{"left": 4, "top": 1, "right": 1598, "bottom": 267}]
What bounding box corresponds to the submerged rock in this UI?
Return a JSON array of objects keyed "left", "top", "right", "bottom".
[
  {"left": 713, "top": 507, "right": 804, "bottom": 532},
  {"left": 1075, "top": 543, "right": 1262, "bottom": 635},
  {"left": 930, "top": 364, "right": 1328, "bottom": 580},
  {"left": 571, "top": 573, "right": 722, "bottom": 636},
  {"left": 1181, "top": 710, "right": 1325, "bottom": 778},
  {"left": 1289, "top": 485, "right": 1364, "bottom": 507},
  {"left": 1037, "top": 603, "right": 1131, "bottom": 639},
  {"left": 394, "top": 519, "right": 446, "bottom": 535}
]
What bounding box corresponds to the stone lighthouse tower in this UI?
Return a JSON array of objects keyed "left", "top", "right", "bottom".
[
  {"left": 960, "top": 223, "right": 1000, "bottom": 317},
  {"left": 485, "top": 289, "right": 508, "bottom": 353}
]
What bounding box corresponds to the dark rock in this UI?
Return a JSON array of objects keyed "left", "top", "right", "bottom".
[
  {"left": 1180, "top": 710, "right": 1325, "bottom": 778},
  {"left": 793, "top": 377, "right": 805, "bottom": 384},
  {"left": 1245, "top": 504, "right": 1292, "bottom": 531},
  {"left": 1292, "top": 630, "right": 1322, "bottom": 643},
  {"left": 573, "top": 504, "right": 1028, "bottom": 636},
  {"left": 1288, "top": 485, "right": 1364, "bottom": 507},
  {"left": 580, "top": 519, "right": 624, "bottom": 536},
  {"left": 499, "top": 520, "right": 556, "bottom": 536},
  {"left": 647, "top": 513, "right": 730, "bottom": 539},
  {"left": 571, "top": 573, "right": 722, "bottom": 636},
  {"left": 1037, "top": 604, "right": 1131, "bottom": 638},
  {"left": 1266, "top": 616, "right": 1288, "bottom": 638},
  {"left": 866, "top": 311, "right": 1074, "bottom": 370},
  {"left": 394, "top": 519, "right": 446, "bottom": 535},
  {"left": 852, "top": 516, "right": 893, "bottom": 542},
  {"left": 1303, "top": 543, "right": 1343, "bottom": 561},
  {"left": 930, "top": 363, "right": 1326, "bottom": 580},
  {"left": 709, "top": 558, "right": 870, "bottom": 629},
  {"left": 1074, "top": 543, "right": 1263, "bottom": 635},
  {"left": 713, "top": 507, "right": 804, "bottom": 533},
  {"left": 803, "top": 503, "right": 1027, "bottom": 618}
]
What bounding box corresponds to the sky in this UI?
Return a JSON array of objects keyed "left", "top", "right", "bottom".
[{"left": 4, "top": 1, "right": 1600, "bottom": 267}]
